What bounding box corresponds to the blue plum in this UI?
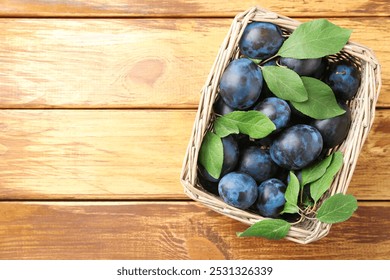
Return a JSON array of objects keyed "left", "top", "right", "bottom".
[
  {"left": 255, "top": 178, "right": 286, "bottom": 218},
  {"left": 311, "top": 102, "right": 351, "bottom": 148},
  {"left": 221, "top": 135, "right": 240, "bottom": 174},
  {"left": 270, "top": 124, "right": 323, "bottom": 170},
  {"left": 254, "top": 97, "right": 291, "bottom": 131},
  {"left": 253, "top": 133, "right": 276, "bottom": 147},
  {"left": 219, "top": 58, "right": 263, "bottom": 110},
  {"left": 312, "top": 58, "right": 328, "bottom": 79},
  {"left": 239, "top": 22, "right": 284, "bottom": 60},
  {"left": 233, "top": 133, "right": 253, "bottom": 150},
  {"left": 279, "top": 57, "right": 323, "bottom": 77},
  {"left": 197, "top": 166, "right": 219, "bottom": 195},
  {"left": 325, "top": 60, "right": 361, "bottom": 100},
  {"left": 198, "top": 164, "right": 219, "bottom": 183},
  {"left": 213, "top": 96, "right": 234, "bottom": 116},
  {"left": 237, "top": 146, "right": 278, "bottom": 184},
  {"left": 218, "top": 172, "right": 258, "bottom": 209}
]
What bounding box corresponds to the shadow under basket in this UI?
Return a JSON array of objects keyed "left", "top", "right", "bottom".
[{"left": 180, "top": 6, "right": 381, "bottom": 244}]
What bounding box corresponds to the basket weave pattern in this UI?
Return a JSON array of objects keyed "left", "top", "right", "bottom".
[{"left": 180, "top": 7, "right": 381, "bottom": 244}]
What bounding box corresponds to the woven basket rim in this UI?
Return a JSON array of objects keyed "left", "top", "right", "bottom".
[{"left": 180, "top": 6, "right": 382, "bottom": 244}]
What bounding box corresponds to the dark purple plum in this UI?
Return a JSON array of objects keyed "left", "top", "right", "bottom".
[
  {"left": 312, "top": 58, "right": 328, "bottom": 79},
  {"left": 253, "top": 133, "right": 276, "bottom": 147},
  {"left": 310, "top": 102, "right": 352, "bottom": 148},
  {"left": 279, "top": 57, "right": 323, "bottom": 77},
  {"left": 237, "top": 146, "right": 278, "bottom": 184},
  {"left": 218, "top": 172, "right": 258, "bottom": 209},
  {"left": 197, "top": 164, "right": 219, "bottom": 184},
  {"left": 198, "top": 135, "right": 239, "bottom": 181},
  {"left": 221, "top": 135, "right": 240, "bottom": 174},
  {"left": 273, "top": 167, "right": 290, "bottom": 184},
  {"left": 325, "top": 60, "right": 361, "bottom": 100},
  {"left": 233, "top": 133, "right": 253, "bottom": 150},
  {"left": 255, "top": 178, "right": 286, "bottom": 218},
  {"left": 213, "top": 96, "right": 234, "bottom": 116},
  {"left": 219, "top": 58, "right": 263, "bottom": 110},
  {"left": 270, "top": 124, "right": 323, "bottom": 170},
  {"left": 239, "top": 22, "right": 284, "bottom": 60},
  {"left": 254, "top": 97, "right": 291, "bottom": 131},
  {"left": 197, "top": 167, "right": 219, "bottom": 196}
]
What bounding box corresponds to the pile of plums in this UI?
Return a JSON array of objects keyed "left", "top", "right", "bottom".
[{"left": 198, "top": 21, "right": 360, "bottom": 219}]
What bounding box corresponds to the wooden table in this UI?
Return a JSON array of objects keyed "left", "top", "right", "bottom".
[{"left": 0, "top": 1, "right": 389, "bottom": 260}]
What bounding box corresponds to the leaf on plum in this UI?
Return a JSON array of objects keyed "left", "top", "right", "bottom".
[
  {"left": 291, "top": 77, "right": 346, "bottom": 119},
  {"left": 262, "top": 66, "right": 308, "bottom": 102},
  {"left": 277, "top": 19, "right": 352, "bottom": 59},
  {"left": 214, "top": 110, "right": 275, "bottom": 139},
  {"left": 198, "top": 131, "right": 223, "bottom": 179}
]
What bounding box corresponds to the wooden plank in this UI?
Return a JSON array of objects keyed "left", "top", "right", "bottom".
[
  {"left": 0, "top": 109, "right": 194, "bottom": 200},
  {"left": 0, "top": 18, "right": 222, "bottom": 109},
  {"left": 1, "top": 0, "right": 388, "bottom": 17},
  {"left": 0, "top": 18, "right": 388, "bottom": 109},
  {"left": 0, "top": 109, "right": 388, "bottom": 200},
  {"left": 350, "top": 109, "right": 390, "bottom": 198},
  {"left": 0, "top": 201, "right": 388, "bottom": 259}
]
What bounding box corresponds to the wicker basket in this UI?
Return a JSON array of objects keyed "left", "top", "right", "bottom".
[{"left": 180, "top": 6, "right": 381, "bottom": 244}]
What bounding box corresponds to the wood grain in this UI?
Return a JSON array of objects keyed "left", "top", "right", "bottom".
[
  {"left": 0, "top": 109, "right": 388, "bottom": 200},
  {"left": 0, "top": 201, "right": 388, "bottom": 259},
  {"left": 1, "top": 0, "right": 388, "bottom": 17},
  {"left": 0, "top": 18, "right": 388, "bottom": 109},
  {"left": 0, "top": 109, "right": 194, "bottom": 200}
]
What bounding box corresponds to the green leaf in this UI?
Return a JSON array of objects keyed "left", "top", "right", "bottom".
[
  {"left": 282, "top": 202, "right": 300, "bottom": 215},
  {"left": 291, "top": 77, "right": 346, "bottom": 119},
  {"left": 301, "top": 153, "right": 333, "bottom": 186},
  {"left": 317, "top": 194, "right": 358, "bottom": 224},
  {"left": 213, "top": 116, "right": 239, "bottom": 137},
  {"left": 214, "top": 110, "right": 276, "bottom": 139},
  {"left": 237, "top": 111, "right": 276, "bottom": 138},
  {"left": 282, "top": 172, "right": 300, "bottom": 214},
  {"left": 249, "top": 58, "right": 262, "bottom": 65},
  {"left": 198, "top": 131, "right": 223, "bottom": 179},
  {"left": 310, "top": 151, "right": 344, "bottom": 203},
  {"left": 237, "top": 219, "right": 290, "bottom": 240},
  {"left": 277, "top": 19, "right": 352, "bottom": 59},
  {"left": 261, "top": 66, "right": 308, "bottom": 102}
]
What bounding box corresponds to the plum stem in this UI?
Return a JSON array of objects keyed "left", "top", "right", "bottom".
[{"left": 259, "top": 54, "right": 279, "bottom": 66}]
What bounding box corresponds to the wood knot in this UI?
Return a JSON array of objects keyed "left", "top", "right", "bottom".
[
  {"left": 186, "top": 237, "right": 226, "bottom": 259},
  {"left": 127, "top": 58, "right": 165, "bottom": 86}
]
